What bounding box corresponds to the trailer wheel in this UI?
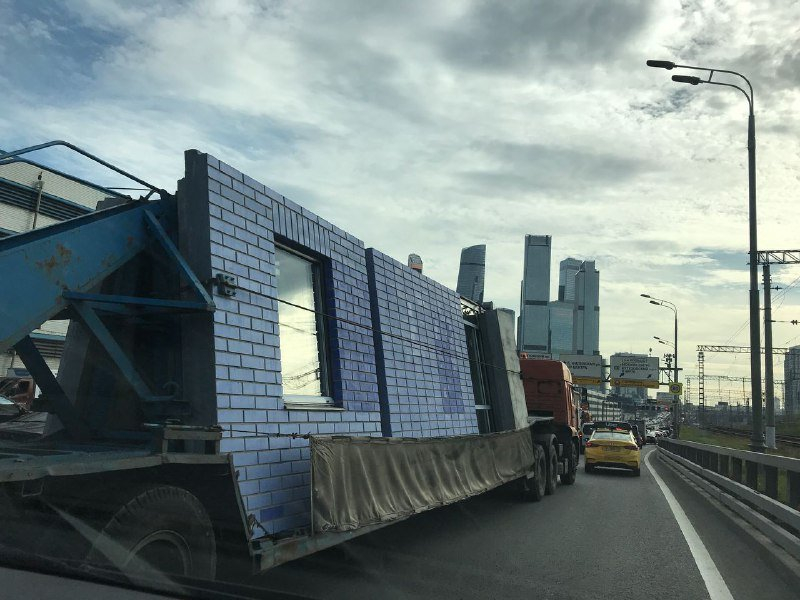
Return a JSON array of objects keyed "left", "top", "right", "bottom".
[
  {"left": 522, "top": 445, "right": 546, "bottom": 502},
  {"left": 544, "top": 444, "right": 558, "bottom": 495},
  {"left": 560, "top": 442, "right": 578, "bottom": 485},
  {"left": 584, "top": 463, "right": 595, "bottom": 474},
  {"left": 85, "top": 485, "right": 216, "bottom": 579}
]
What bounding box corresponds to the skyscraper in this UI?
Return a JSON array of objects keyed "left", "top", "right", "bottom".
[
  {"left": 408, "top": 253, "right": 423, "bottom": 273},
  {"left": 518, "top": 235, "right": 551, "bottom": 354},
  {"left": 549, "top": 257, "right": 582, "bottom": 357},
  {"left": 548, "top": 301, "right": 573, "bottom": 357},
  {"left": 784, "top": 346, "right": 800, "bottom": 417},
  {"left": 558, "top": 258, "right": 582, "bottom": 302},
  {"left": 456, "top": 244, "right": 486, "bottom": 303},
  {"left": 573, "top": 260, "right": 600, "bottom": 356}
]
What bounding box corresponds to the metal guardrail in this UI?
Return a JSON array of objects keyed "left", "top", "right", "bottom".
[
  {"left": 658, "top": 438, "right": 800, "bottom": 529},
  {"left": 658, "top": 438, "right": 800, "bottom": 563}
]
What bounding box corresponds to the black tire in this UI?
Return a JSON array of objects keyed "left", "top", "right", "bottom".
[
  {"left": 85, "top": 485, "right": 216, "bottom": 579},
  {"left": 585, "top": 463, "right": 594, "bottom": 474},
  {"left": 561, "top": 442, "right": 578, "bottom": 485},
  {"left": 633, "top": 468, "right": 641, "bottom": 477},
  {"left": 522, "top": 445, "right": 547, "bottom": 502},
  {"left": 545, "top": 444, "right": 558, "bottom": 495}
]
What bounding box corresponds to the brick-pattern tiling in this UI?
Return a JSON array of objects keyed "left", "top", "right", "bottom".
[
  {"left": 195, "top": 151, "right": 479, "bottom": 537},
  {"left": 199, "top": 153, "right": 381, "bottom": 535},
  {"left": 366, "top": 249, "right": 479, "bottom": 437}
]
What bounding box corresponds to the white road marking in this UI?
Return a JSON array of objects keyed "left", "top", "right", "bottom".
[{"left": 644, "top": 450, "right": 735, "bottom": 600}]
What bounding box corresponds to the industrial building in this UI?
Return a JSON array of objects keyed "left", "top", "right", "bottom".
[{"left": 784, "top": 345, "right": 800, "bottom": 417}]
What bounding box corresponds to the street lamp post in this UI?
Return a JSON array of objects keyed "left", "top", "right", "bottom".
[
  {"left": 646, "top": 60, "right": 764, "bottom": 452},
  {"left": 642, "top": 294, "right": 679, "bottom": 435}
]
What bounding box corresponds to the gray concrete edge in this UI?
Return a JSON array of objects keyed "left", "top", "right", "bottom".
[{"left": 658, "top": 447, "right": 800, "bottom": 564}]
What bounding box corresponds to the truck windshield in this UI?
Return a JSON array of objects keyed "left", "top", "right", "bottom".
[{"left": 538, "top": 381, "right": 560, "bottom": 394}]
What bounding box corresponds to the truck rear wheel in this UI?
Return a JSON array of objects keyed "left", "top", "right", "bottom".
[
  {"left": 522, "top": 445, "right": 546, "bottom": 502},
  {"left": 561, "top": 442, "right": 577, "bottom": 485},
  {"left": 85, "top": 485, "right": 216, "bottom": 579},
  {"left": 544, "top": 444, "right": 558, "bottom": 495}
]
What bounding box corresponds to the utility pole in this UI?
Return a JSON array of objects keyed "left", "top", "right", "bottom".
[
  {"left": 763, "top": 264, "right": 777, "bottom": 448},
  {"left": 673, "top": 311, "right": 680, "bottom": 435}
]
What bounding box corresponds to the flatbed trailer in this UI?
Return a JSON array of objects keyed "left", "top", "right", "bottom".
[{"left": 0, "top": 141, "right": 564, "bottom": 585}]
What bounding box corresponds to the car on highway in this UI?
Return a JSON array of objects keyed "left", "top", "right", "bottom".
[
  {"left": 646, "top": 431, "right": 658, "bottom": 444},
  {"left": 584, "top": 427, "right": 641, "bottom": 476},
  {"left": 581, "top": 422, "right": 595, "bottom": 453},
  {"left": 630, "top": 424, "right": 644, "bottom": 448}
]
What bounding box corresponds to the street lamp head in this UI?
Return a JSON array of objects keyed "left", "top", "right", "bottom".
[
  {"left": 646, "top": 60, "right": 676, "bottom": 70},
  {"left": 649, "top": 300, "right": 661, "bottom": 306},
  {"left": 672, "top": 74, "right": 702, "bottom": 85},
  {"left": 641, "top": 293, "right": 651, "bottom": 298}
]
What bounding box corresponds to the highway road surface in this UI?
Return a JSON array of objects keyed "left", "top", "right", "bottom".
[{"left": 254, "top": 446, "right": 799, "bottom": 599}]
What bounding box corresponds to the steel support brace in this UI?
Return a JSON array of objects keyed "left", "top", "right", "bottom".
[
  {"left": 765, "top": 465, "right": 779, "bottom": 500},
  {"left": 13, "top": 336, "right": 88, "bottom": 438},
  {"left": 70, "top": 301, "right": 172, "bottom": 404},
  {"left": 789, "top": 472, "right": 800, "bottom": 509},
  {"left": 745, "top": 460, "right": 759, "bottom": 490},
  {"left": 62, "top": 292, "right": 210, "bottom": 313},
  {"left": 142, "top": 210, "right": 214, "bottom": 309}
]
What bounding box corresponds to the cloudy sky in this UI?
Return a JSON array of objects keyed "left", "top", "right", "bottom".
[{"left": 2, "top": 0, "right": 799, "bottom": 401}]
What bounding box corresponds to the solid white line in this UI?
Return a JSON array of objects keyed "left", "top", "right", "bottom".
[{"left": 644, "top": 450, "right": 734, "bottom": 600}]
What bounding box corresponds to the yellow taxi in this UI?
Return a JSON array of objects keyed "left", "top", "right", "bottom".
[{"left": 584, "top": 422, "right": 641, "bottom": 476}]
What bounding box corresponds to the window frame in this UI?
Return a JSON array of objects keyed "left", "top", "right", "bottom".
[
  {"left": 274, "top": 242, "right": 334, "bottom": 408},
  {"left": 464, "top": 316, "right": 493, "bottom": 433}
]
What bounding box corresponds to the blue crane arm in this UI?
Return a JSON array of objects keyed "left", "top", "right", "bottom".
[{"left": 0, "top": 199, "right": 166, "bottom": 353}]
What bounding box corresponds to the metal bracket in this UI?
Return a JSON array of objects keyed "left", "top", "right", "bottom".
[
  {"left": 214, "top": 273, "right": 238, "bottom": 297},
  {"left": 13, "top": 335, "right": 89, "bottom": 439}
]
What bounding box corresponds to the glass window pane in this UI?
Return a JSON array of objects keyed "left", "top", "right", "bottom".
[{"left": 276, "top": 248, "right": 324, "bottom": 397}]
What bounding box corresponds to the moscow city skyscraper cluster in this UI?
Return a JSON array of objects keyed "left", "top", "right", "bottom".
[{"left": 516, "top": 235, "right": 599, "bottom": 358}]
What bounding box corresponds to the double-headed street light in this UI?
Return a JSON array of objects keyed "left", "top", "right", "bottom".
[
  {"left": 642, "top": 294, "right": 679, "bottom": 434},
  {"left": 654, "top": 336, "right": 675, "bottom": 348},
  {"left": 646, "top": 59, "right": 764, "bottom": 452}
]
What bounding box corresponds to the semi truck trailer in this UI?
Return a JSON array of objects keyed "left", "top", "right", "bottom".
[{"left": 0, "top": 141, "right": 580, "bottom": 590}]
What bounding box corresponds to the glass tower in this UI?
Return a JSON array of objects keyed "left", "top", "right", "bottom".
[
  {"left": 518, "top": 235, "right": 551, "bottom": 353},
  {"left": 573, "top": 260, "right": 600, "bottom": 356},
  {"left": 456, "top": 244, "right": 486, "bottom": 303}
]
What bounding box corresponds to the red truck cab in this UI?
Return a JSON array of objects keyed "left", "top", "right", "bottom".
[
  {"left": 519, "top": 359, "right": 580, "bottom": 434},
  {"left": 516, "top": 358, "right": 582, "bottom": 498}
]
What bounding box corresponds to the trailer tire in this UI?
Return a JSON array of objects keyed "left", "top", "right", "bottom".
[
  {"left": 633, "top": 468, "right": 641, "bottom": 477},
  {"left": 85, "top": 485, "right": 216, "bottom": 579},
  {"left": 545, "top": 444, "right": 558, "bottom": 495},
  {"left": 561, "top": 442, "right": 578, "bottom": 485},
  {"left": 522, "top": 445, "right": 546, "bottom": 502},
  {"left": 584, "top": 464, "right": 594, "bottom": 474}
]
